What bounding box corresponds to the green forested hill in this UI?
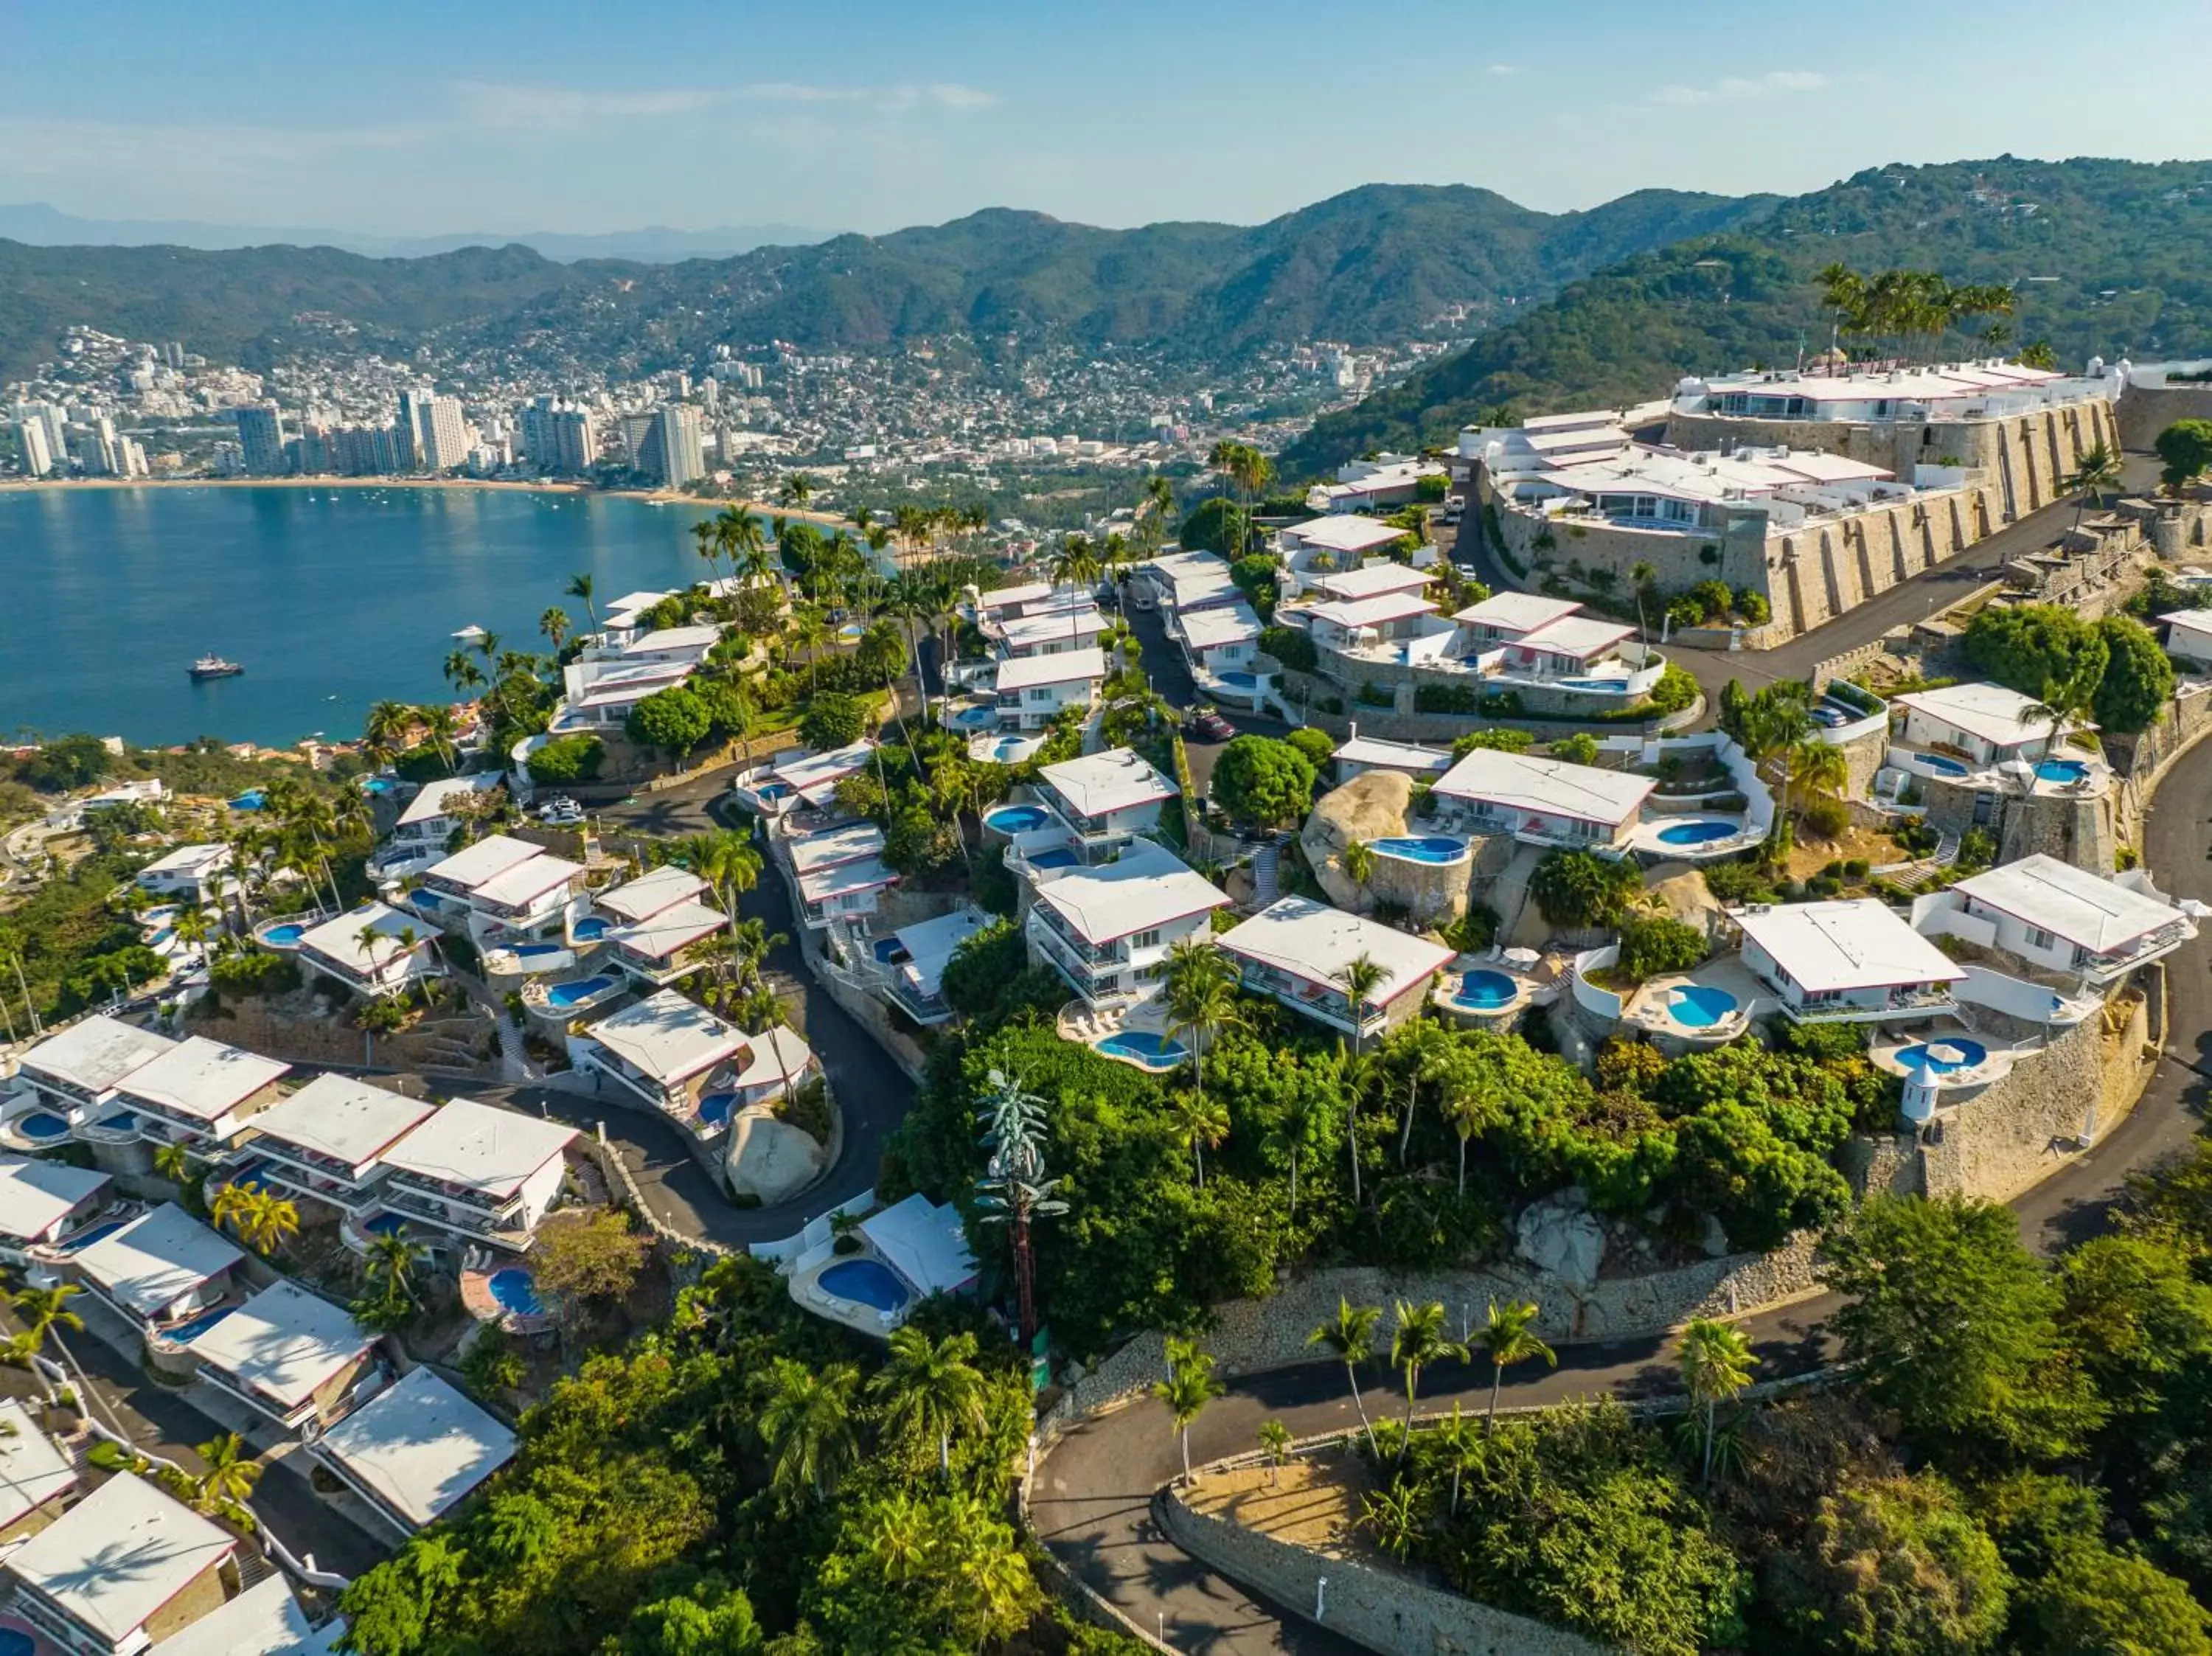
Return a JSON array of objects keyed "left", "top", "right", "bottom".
[{"left": 1279, "top": 157, "right": 2212, "bottom": 476}]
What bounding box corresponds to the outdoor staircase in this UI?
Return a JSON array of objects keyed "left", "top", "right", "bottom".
[
  {"left": 1251, "top": 842, "right": 1281, "bottom": 906},
  {"left": 237, "top": 1548, "right": 279, "bottom": 1590},
  {"left": 495, "top": 1012, "right": 530, "bottom": 1083}
]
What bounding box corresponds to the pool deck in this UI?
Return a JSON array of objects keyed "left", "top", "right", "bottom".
[
  {"left": 461, "top": 1265, "right": 552, "bottom": 1335},
  {"left": 1870, "top": 1020, "right": 2025, "bottom": 1091},
  {"left": 1620, "top": 956, "right": 1769, "bottom": 1047},
  {"left": 1429, "top": 956, "right": 1560, "bottom": 1025},
  {"left": 789, "top": 1245, "right": 912, "bottom": 1337},
  {"left": 1624, "top": 813, "right": 1757, "bottom": 862}
]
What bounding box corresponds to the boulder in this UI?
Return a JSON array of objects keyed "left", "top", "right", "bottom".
[
  {"left": 726, "top": 1106, "right": 826, "bottom": 1204},
  {"left": 1514, "top": 1188, "right": 1606, "bottom": 1293},
  {"left": 1300, "top": 770, "right": 1470, "bottom": 923}
]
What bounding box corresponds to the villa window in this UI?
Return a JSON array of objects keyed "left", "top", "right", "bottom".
[
  {"left": 2026, "top": 925, "right": 2056, "bottom": 950},
  {"left": 1127, "top": 928, "right": 1162, "bottom": 949},
  {"left": 1028, "top": 687, "right": 1056, "bottom": 703}
]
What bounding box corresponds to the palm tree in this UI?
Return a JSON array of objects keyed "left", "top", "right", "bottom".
[
  {"left": 758, "top": 1356, "right": 860, "bottom": 1498},
  {"left": 1340, "top": 840, "right": 1377, "bottom": 915},
  {"left": 1472, "top": 1300, "right": 1555, "bottom": 1436},
  {"left": 1433, "top": 1402, "right": 1481, "bottom": 1516},
  {"left": 1307, "top": 1298, "right": 1381, "bottom": 1455},
  {"left": 238, "top": 1188, "right": 299, "bottom": 1257},
  {"left": 1332, "top": 953, "right": 1390, "bottom": 1206},
  {"left": 1390, "top": 1016, "right": 1448, "bottom": 1166},
  {"left": 1389, "top": 1300, "right": 1467, "bottom": 1460},
  {"left": 1270, "top": 1085, "right": 1322, "bottom": 1225},
  {"left": 209, "top": 1178, "right": 254, "bottom": 1240},
  {"left": 2025, "top": 668, "right": 2099, "bottom": 762},
  {"left": 365, "top": 1227, "right": 425, "bottom": 1311},
  {"left": 363, "top": 700, "right": 417, "bottom": 765},
  {"left": 1048, "top": 535, "right": 1102, "bottom": 643},
  {"left": 152, "top": 1140, "right": 194, "bottom": 1186},
  {"left": 1439, "top": 1057, "right": 1498, "bottom": 1197},
  {"left": 1677, "top": 1318, "right": 1756, "bottom": 1486},
  {"left": 1784, "top": 738, "right": 1851, "bottom": 834},
  {"left": 1152, "top": 1343, "right": 1222, "bottom": 1486},
  {"left": 1257, "top": 1419, "right": 1292, "bottom": 1487},
  {"left": 192, "top": 1432, "right": 262, "bottom": 1513},
  {"left": 686, "top": 831, "right": 762, "bottom": 998},
  {"left": 9, "top": 1282, "right": 125, "bottom": 1440},
  {"left": 868, "top": 1326, "right": 988, "bottom": 1480},
  {"left": 538, "top": 606, "right": 571, "bottom": 650},
  {"left": 779, "top": 473, "right": 814, "bottom": 510},
  {"left": 1161, "top": 939, "right": 1245, "bottom": 1142},
  {"left": 565, "top": 571, "right": 600, "bottom": 634},
  {"left": 1171, "top": 1090, "right": 1229, "bottom": 1189},
  {"left": 2060, "top": 441, "right": 2124, "bottom": 536},
  {"left": 442, "top": 648, "right": 485, "bottom": 698},
  {"left": 1629, "top": 560, "right": 1658, "bottom": 646}
]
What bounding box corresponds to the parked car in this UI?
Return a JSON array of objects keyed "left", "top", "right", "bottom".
[
  {"left": 538, "top": 797, "right": 585, "bottom": 826},
  {"left": 1184, "top": 707, "right": 1237, "bottom": 742}
]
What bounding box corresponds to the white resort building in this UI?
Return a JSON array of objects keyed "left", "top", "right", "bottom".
[
  {"left": 995, "top": 647, "right": 1107, "bottom": 730},
  {"left": 594, "top": 866, "right": 726, "bottom": 988},
  {"left": 110, "top": 1035, "right": 290, "bottom": 1152},
  {"left": 65, "top": 1202, "right": 245, "bottom": 1333},
  {"left": 133, "top": 843, "right": 232, "bottom": 905},
  {"left": 1733, "top": 898, "right": 1966, "bottom": 1023},
  {"left": 571, "top": 987, "right": 815, "bottom": 1133},
  {"left": 294, "top": 902, "right": 442, "bottom": 998},
  {"left": 370, "top": 1099, "right": 577, "bottom": 1253},
  {"left": 184, "top": 1278, "right": 382, "bottom": 1432},
  {"left": 311, "top": 1365, "right": 516, "bottom": 1536},
  {"left": 9, "top": 1014, "right": 175, "bottom": 1130},
  {"left": 1890, "top": 681, "right": 2093, "bottom": 771},
  {"left": 1023, "top": 839, "right": 1231, "bottom": 1011},
  {"left": 1031, "top": 747, "right": 1179, "bottom": 863},
  {"left": 1276, "top": 515, "right": 1417, "bottom": 593},
  {"left": 0, "top": 1157, "right": 112, "bottom": 1263},
  {"left": 785, "top": 819, "right": 898, "bottom": 928},
  {"left": 1916, "top": 854, "right": 2199, "bottom": 989},
  {"left": 1428, "top": 747, "right": 1658, "bottom": 849},
  {"left": 3, "top": 1472, "right": 240, "bottom": 1656},
  {"left": 1213, "top": 897, "right": 1454, "bottom": 1040},
  {"left": 232, "top": 1073, "right": 437, "bottom": 1223},
  {"left": 371, "top": 774, "right": 504, "bottom": 879},
  {"left": 411, "top": 834, "right": 588, "bottom": 948}
]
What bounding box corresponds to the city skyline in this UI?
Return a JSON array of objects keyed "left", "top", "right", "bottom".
[{"left": 8, "top": 0, "right": 2211, "bottom": 241}]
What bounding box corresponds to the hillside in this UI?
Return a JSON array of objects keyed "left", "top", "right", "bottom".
[
  {"left": 0, "top": 183, "right": 1772, "bottom": 380},
  {"left": 1279, "top": 156, "right": 2212, "bottom": 476}
]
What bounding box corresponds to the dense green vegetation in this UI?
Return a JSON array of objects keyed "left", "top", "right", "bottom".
[
  {"left": 1962, "top": 602, "right": 2177, "bottom": 736},
  {"left": 1284, "top": 158, "right": 2212, "bottom": 473}
]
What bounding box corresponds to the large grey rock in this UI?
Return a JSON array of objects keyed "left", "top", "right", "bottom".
[
  {"left": 1514, "top": 1189, "right": 1606, "bottom": 1292},
  {"left": 726, "top": 1106, "right": 826, "bottom": 1203}
]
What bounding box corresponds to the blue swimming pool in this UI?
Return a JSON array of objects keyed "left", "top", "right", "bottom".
[
  {"left": 54, "top": 1218, "right": 127, "bottom": 1253},
  {"left": 510, "top": 943, "right": 567, "bottom": 960},
  {"left": 948, "top": 705, "right": 1001, "bottom": 731},
  {"left": 1915, "top": 753, "right": 1969, "bottom": 776},
  {"left": 164, "top": 1305, "right": 235, "bottom": 1345},
  {"left": 2035, "top": 759, "right": 2089, "bottom": 784},
  {"left": 488, "top": 1268, "right": 543, "bottom": 1316},
  {"left": 15, "top": 1111, "right": 69, "bottom": 1141},
  {"left": 90, "top": 1111, "right": 137, "bottom": 1135},
  {"left": 872, "top": 936, "right": 911, "bottom": 964},
  {"left": 1028, "top": 848, "right": 1079, "bottom": 869},
  {"left": 1371, "top": 835, "right": 1468, "bottom": 864},
  {"left": 1559, "top": 678, "right": 1630, "bottom": 692},
  {"left": 1219, "top": 670, "right": 1259, "bottom": 688},
  {"left": 1658, "top": 819, "right": 1736, "bottom": 846},
  {"left": 1897, "top": 1037, "right": 1989, "bottom": 1075},
  {"left": 819, "top": 1259, "right": 912, "bottom": 1314},
  {"left": 1666, "top": 985, "right": 1739, "bottom": 1029},
  {"left": 229, "top": 790, "right": 265, "bottom": 810},
  {"left": 837, "top": 622, "right": 866, "bottom": 641},
  {"left": 572, "top": 916, "right": 609, "bottom": 942},
  {"left": 364, "top": 777, "right": 396, "bottom": 794},
  {"left": 262, "top": 923, "right": 305, "bottom": 946},
  {"left": 1096, "top": 1030, "right": 1190, "bottom": 1070},
  {"left": 361, "top": 1211, "right": 410, "bottom": 1238},
  {"left": 545, "top": 974, "right": 619, "bottom": 1008},
  {"left": 0, "top": 1624, "right": 37, "bottom": 1656},
  {"left": 990, "top": 739, "right": 1030, "bottom": 762},
  {"left": 986, "top": 804, "right": 1051, "bottom": 834},
  {"left": 1453, "top": 970, "right": 1519, "bottom": 1010},
  {"left": 698, "top": 1091, "right": 737, "bottom": 1129}
]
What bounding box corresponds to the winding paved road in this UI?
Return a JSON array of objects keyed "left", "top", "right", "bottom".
[{"left": 1030, "top": 692, "right": 2212, "bottom": 1653}]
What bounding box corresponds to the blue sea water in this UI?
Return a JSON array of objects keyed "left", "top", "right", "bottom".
[{"left": 4, "top": 484, "right": 740, "bottom": 746}]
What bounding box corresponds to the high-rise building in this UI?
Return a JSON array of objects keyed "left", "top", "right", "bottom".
[
  {"left": 116, "top": 436, "right": 149, "bottom": 478},
  {"left": 617, "top": 412, "right": 658, "bottom": 470},
  {"left": 420, "top": 397, "right": 470, "bottom": 470},
  {"left": 550, "top": 408, "right": 597, "bottom": 476},
  {"left": 71, "top": 417, "right": 119, "bottom": 476},
  {"left": 236, "top": 402, "right": 287, "bottom": 476},
  {"left": 13, "top": 419, "right": 53, "bottom": 477},
  {"left": 646, "top": 404, "right": 706, "bottom": 489}
]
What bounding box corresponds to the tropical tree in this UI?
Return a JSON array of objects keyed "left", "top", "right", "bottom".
[
  {"left": 1257, "top": 1419, "right": 1292, "bottom": 1487},
  {"left": 565, "top": 571, "right": 600, "bottom": 633},
  {"left": 1170, "top": 1090, "right": 1230, "bottom": 1190},
  {"left": 1433, "top": 1401, "right": 1481, "bottom": 1516},
  {"left": 1435, "top": 1046, "right": 1503, "bottom": 1197},
  {"left": 1161, "top": 939, "right": 1245, "bottom": 1148},
  {"left": 1629, "top": 559, "right": 1658, "bottom": 644},
  {"left": 1153, "top": 1342, "right": 1222, "bottom": 1486},
  {"left": 1340, "top": 839, "right": 1377, "bottom": 914},
  {"left": 538, "top": 606, "right": 571, "bottom": 650},
  {"left": 1360, "top": 1481, "right": 1426, "bottom": 1562},
  {"left": 366, "top": 1227, "right": 425, "bottom": 1310},
  {"left": 363, "top": 700, "right": 418, "bottom": 765},
  {"left": 11, "top": 1282, "right": 127, "bottom": 1440},
  {"left": 1309, "top": 1300, "right": 1382, "bottom": 1455},
  {"left": 1332, "top": 953, "right": 1390, "bottom": 1205},
  {"left": 1473, "top": 1300, "right": 1556, "bottom": 1434},
  {"left": 2059, "top": 441, "right": 2125, "bottom": 535},
  {"left": 1389, "top": 1300, "right": 1467, "bottom": 1458},
  {"left": 757, "top": 1356, "right": 861, "bottom": 1499},
  {"left": 192, "top": 1431, "right": 262, "bottom": 1514},
  {"left": 1677, "top": 1318, "right": 1758, "bottom": 1485},
  {"left": 684, "top": 830, "right": 763, "bottom": 997},
  {"left": 151, "top": 1140, "right": 194, "bottom": 1186},
  {"left": 868, "top": 1326, "right": 988, "bottom": 1480},
  {"left": 2025, "top": 667, "right": 2100, "bottom": 763}
]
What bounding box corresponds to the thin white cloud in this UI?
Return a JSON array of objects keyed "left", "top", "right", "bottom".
[
  {"left": 452, "top": 80, "right": 732, "bottom": 129},
  {"left": 1486, "top": 63, "right": 1523, "bottom": 77},
  {"left": 742, "top": 80, "right": 996, "bottom": 111},
  {"left": 1657, "top": 69, "right": 1826, "bottom": 106},
  {"left": 745, "top": 82, "right": 873, "bottom": 104},
  {"left": 926, "top": 83, "right": 998, "bottom": 109}
]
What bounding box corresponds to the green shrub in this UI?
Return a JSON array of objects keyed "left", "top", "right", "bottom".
[
  {"left": 526, "top": 734, "right": 605, "bottom": 787},
  {"left": 1798, "top": 796, "right": 1851, "bottom": 840},
  {"left": 1688, "top": 579, "right": 1733, "bottom": 619},
  {"left": 1616, "top": 915, "right": 1708, "bottom": 981},
  {"left": 207, "top": 949, "right": 300, "bottom": 998},
  {"left": 1550, "top": 732, "right": 1601, "bottom": 765},
  {"left": 1733, "top": 588, "right": 1771, "bottom": 625},
  {"left": 1259, "top": 625, "right": 1318, "bottom": 673},
  {"left": 1452, "top": 728, "right": 1535, "bottom": 756},
  {"left": 1284, "top": 728, "right": 1335, "bottom": 770},
  {"left": 1415, "top": 683, "right": 1481, "bottom": 714},
  {"left": 1529, "top": 848, "right": 1643, "bottom": 930},
  {"left": 1649, "top": 664, "right": 1699, "bottom": 716},
  {"left": 1703, "top": 859, "right": 1781, "bottom": 906},
  {"left": 800, "top": 692, "right": 868, "bottom": 751},
  {"left": 1357, "top": 681, "right": 1395, "bottom": 709}
]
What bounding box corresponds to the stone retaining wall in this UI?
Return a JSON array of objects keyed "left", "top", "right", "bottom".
[{"left": 1157, "top": 1488, "right": 1611, "bottom": 1656}]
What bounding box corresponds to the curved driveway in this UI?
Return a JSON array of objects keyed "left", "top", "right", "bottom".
[{"left": 1031, "top": 720, "right": 2212, "bottom": 1653}]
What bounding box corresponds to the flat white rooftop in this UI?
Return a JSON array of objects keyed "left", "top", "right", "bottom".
[
  {"left": 0, "top": 1397, "right": 75, "bottom": 1529},
  {"left": 596, "top": 865, "right": 710, "bottom": 924},
  {"left": 625, "top": 623, "right": 721, "bottom": 655},
  {"left": 1894, "top": 681, "right": 2096, "bottom": 750},
  {"left": 467, "top": 851, "right": 584, "bottom": 911},
  {"left": 1280, "top": 515, "right": 1411, "bottom": 555},
  {"left": 975, "top": 581, "right": 1052, "bottom": 612},
  {"left": 115, "top": 1035, "right": 289, "bottom": 1123},
  {"left": 996, "top": 647, "right": 1106, "bottom": 692},
  {"left": 136, "top": 842, "right": 230, "bottom": 880},
  {"left": 605, "top": 897, "right": 726, "bottom": 962},
  {"left": 1305, "top": 592, "right": 1440, "bottom": 631},
  {"left": 585, "top": 989, "right": 747, "bottom": 1085},
  {"left": 1453, "top": 591, "right": 1585, "bottom": 635},
  {"left": 1040, "top": 746, "right": 1178, "bottom": 820},
  {"left": 316, "top": 1365, "right": 515, "bottom": 1530},
  {"left": 1952, "top": 854, "right": 2189, "bottom": 953},
  {"left": 1216, "top": 897, "right": 1455, "bottom": 1000},
  {"left": 396, "top": 773, "right": 501, "bottom": 828},
  {"left": 1434, "top": 748, "right": 1658, "bottom": 827},
  {"left": 1307, "top": 563, "right": 1433, "bottom": 604},
  {"left": 187, "top": 1280, "right": 372, "bottom": 1411},
  {"left": 1334, "top": 735, "right": 1453, "bottom": 775},
  {"left": 1736, "top": 898, "right": 1967, "bottom": 993},
  {"left": 0, "top": 1155, "right": 109, "bottom": 1244},
  {"left": 788, "top": 820, "right": 888, "bottom": 875},
  {"left": 729, "top": 1026, "right": 815, "bottom": 1093},
  {"left": 1178, "top": 604, "right": 1264, "bottom": 650},
  {"left": 18, "top": 1014, "right": 175, "bottom": 1096},
  {"left": 862, "top": 1193, "right": 976, "bottom": 1297},
  {"left": 422, "top": 832, "right": 545, "bottom": 891},
  {"left": 296, "top": 902, "right": 431, "bottom": 978},
  {"left": 4, "top": 1472, "right": 233, "bottom": 1646},
  {"left": 379, "top": 1100, "right": 576, "bottom": 1199},
  {"left": 1034, "top": 840, "right": 1228, "bottom": 945},
  {"left": 772, "top": 741, "right": 877, "bottom": 801},
  {"left": 148, "top": 1576, "right": 342, "bottom": 1656},
  {"left": 889, "top": 908, "right": 992, "bottom": 999},
  {"left": 247, "top": 1075, "right": 436, "bottom": 1174},
  {"left": 998, "top": 609, "right": 1107, "bottom": 651},
  {"left": 1509, "top": 614, "right": 1638, "bottom": 660},
  {"left": 797, "top": 857, "right": 898, "bottom": 905},
  {"left": 75, "top": 1203, "right": 243, "bottom": 1319}
]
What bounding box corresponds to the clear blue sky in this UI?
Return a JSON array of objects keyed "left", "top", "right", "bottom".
[{"left": 7, "top": 0, "right": 2210, "bottom": 237}]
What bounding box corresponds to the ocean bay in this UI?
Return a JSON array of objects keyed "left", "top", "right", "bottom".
[{"left": 2, "top": 484, "right": 733, "bottom": 748}]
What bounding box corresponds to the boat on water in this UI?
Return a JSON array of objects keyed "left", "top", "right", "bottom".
[
  {"left": 451, "top": 623, "right": 487, "bottom": 642},
  {"left": 189, "top": 654, "right": 243, "bottom": 681}
]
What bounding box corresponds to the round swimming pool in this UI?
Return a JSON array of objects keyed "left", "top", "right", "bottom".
[
  {"left": 364, "top": 777, "right": 396, "bottom": 795},
  {"left": 15, "top": 1111, "right": 68, "bottom": 1141},
  {"left": 989, "top": 739, "right": 1031, "bottom": 762},
  {"left": 1453, "top": 970, "right": 1519, "bottom": 1010},
  {"left": 1371, "top": 835, "right": 1468, "bottom": 864},
  {"left": 0, "top": 1624, "right": 38, "bottom": 1656},
  {"left": 985, "top": 804, "right": 1052, "bottom": 835},
  {"left": 819, "top": 1258, "right": 912, "bottom": 1314},
  {"left": 544, "top": 973, "right": 619, "bottom": 1008},
  {"left": 1027, "top": 847, "right": 1079, "bottom": 869},
  {"left": 1897, "top": 1037, "right": 1989, "bottom": 1075},
  {"left": 487, "top": 1267, "right": 543, "bottom": 1316},
  {"left": 698, "top": 1091, "right": 738, "bottom": 1129},
  {"left": 1096, "top": 1030, "right": 1190, "bottom": 1069},
  {"left": 947, "top": 705, "right": 1001, "bottom": 731},
  {"left": 261, "top": 923, "right": 305, "bottom": 947},
  {"left": 571, "top": 916, "right": 609, "bottom": 942},
  {"left": 1657, "top": 819, "right": 1736, "bottom": 846},
  {"left": 1915, "top": 754, "right": 1969, "bottom": 776},
  {"left": 1219, "top": 671, "right": 1259, "bottom": 688},
  {"left": 2035, "top": 759, "right": 2088, "bottom": 784},
  {"left": 1666, "top": 985, "right": 1739, "bottom": 1029}
]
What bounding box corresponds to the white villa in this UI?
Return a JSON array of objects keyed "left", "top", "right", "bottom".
[
  {"left": 10, "top": 1015, "right": 175, "bottom": 1136},
  {"left": 67, "top": 1202, "right": 245, "bottom": 1333},
  {"left": 1307, "top": 454, "right": 1446, "bottom": 513},
  {"left": 1032, "top": 746, "right": 1180, "bottom": 863},
  {"left": 1276, "top": 515, "right": 1414, "bottom": 592},
  {"left": 4, "top": 1472, "right": 239, "bottom": 1656},
  {"left": 371, "top": 1100, "right": 577, "bottom": 1253},
  {"left": 865, "top": 906, "right": 993, "bottom": 1026},
  {"left": 0, "top": 1396, "right": 77, "bottom": 1534},
  {"left": 1024, "top": 839, "right": 1231, "bottom": 1010},
  {"left": 1917, "top": 854, "right": 2199, "bottom": 989},
  {"left": 995, "top": 647, "right": 1107, "bottom": 730},
  {"left": 111, "top": 1036, "right": 290, "bottom": 1152},
  {"left": 2159, "top": 608, "right": 2212, "bottom": 668},
  {"left": 1430, "top": 748, "right": 1658, "bottom": 849},
  {"left": 787, "top": 820, "right": 897, "bottom": 928},
  {"left": 1734, "top": 898, "right": 1966, "bottom": 1023},
  {"left": 1214, "top": 897, "right": 1455, "bottom": 1040},
  {"left": 372, "top": 774, "right": 504, "bottom": 880},
  {"left": 573, "top": 988, "right": 816, "bottom": 1129},
  {"left": 233, "top": 1074, "right": 437, "bottom": 1222},
  {"left": 1299, "top": 590, "right": 1440, "bottom": 655},
  {"left": 596, "top": 867, "right": 726, "bottom": 988},
  {"left": 1175, "top": 602, "right": 1265, "bottom": 681},
  {"left": 133, "top": 843, "right": 231, "bottom": 905},
  {"left": 549, "top": 622, "right": 719, "bottom": 734},
  {"left": 311, "top": 1365, "right": 515, "bottom": 1536},
  {"left": 1138, "top": 550, "right": 1243, "bottom": 616},
  {"left": 1891, "top": 682, "right": 2093, "bottom": 770},
  {"left": 993, "top": 606, "right": 1109, "bottom": 658},
  {"left": 296, "top": 902, "right": 442, "bottom": 998},
  {"left": 1330, "top": 731, "right": 1452, "bottom": 787},
  {"left": 1452, "top": 591, "right": 1585, "bottom": 646},
  {"left": 185, "top": 1278, "right": 380, "bottom": 1432},
  {"left": 413, "top": 834, "right": 588, "bottom": 948},
  {"left": 0, "top": 1157, "right": 111, "bottom": 1263},
  {"left": 766, "top": 740, "right": 879, "bottom": 812},
  {"left": 141, "top": 1576, "right": 341, "bottom": 1656}
]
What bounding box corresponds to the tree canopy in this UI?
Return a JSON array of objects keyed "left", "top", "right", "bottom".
[{"left": 1208, "top": 735, "right": 1317, "bottom": 829}]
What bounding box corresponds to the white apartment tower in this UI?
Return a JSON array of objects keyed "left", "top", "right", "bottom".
[
  {"left": 236, "top": 403, "right": 287, "bottom": 476},
  {"left": 13, "top": 419, "right": 53, "bottom": 477}
]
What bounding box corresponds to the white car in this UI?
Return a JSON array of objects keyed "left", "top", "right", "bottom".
[{"left": 538, "top": 799, "right": 585, "bottom": 826}]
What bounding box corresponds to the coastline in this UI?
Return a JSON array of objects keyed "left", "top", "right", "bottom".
[{"left": 0, "top": 474, "right": 853, "bottom": 529}]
